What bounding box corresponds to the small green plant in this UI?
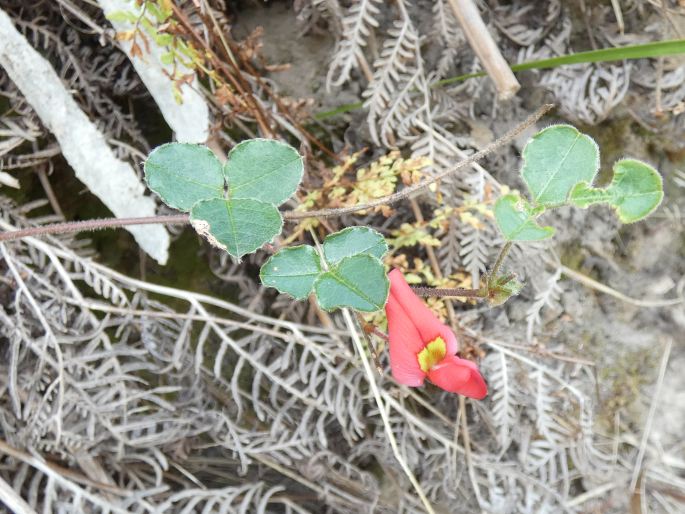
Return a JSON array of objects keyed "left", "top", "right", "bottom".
[
  {"left": 144, "top": 138, "right": 392, "bottom": 312},
  {"left": 139, "top": 124, "right": 663, "bottom": 312},
  {"left": 494, "top": 124, "right": 662, "bottom": 240},
  {"left": 260, "top": 227, "right": 389, "bottom": 312},
  {"left": 0, "top": 112, "right": 664, "bottom": 312},
  {"left": 482, "top": 124, "right": 663, "bottom": 303}
]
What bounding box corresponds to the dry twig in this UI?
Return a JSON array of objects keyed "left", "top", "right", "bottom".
[{"left": 446, "top": 0, "right": 520, "bottom": 99}]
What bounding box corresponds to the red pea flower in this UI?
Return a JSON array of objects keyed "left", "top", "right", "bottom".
[{"left": 385, "top": 269, "right": 488, "bottom": 399}]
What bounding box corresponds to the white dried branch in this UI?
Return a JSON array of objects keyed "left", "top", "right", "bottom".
[
  {"left": 446, "top": 0, "right": 520, "bottom": 99},
  {"left": 12, "top": 17, "right": 146, "bottom": 147},
  {"left": 0, "top": 8, "right": 169, "bottom": 263}
]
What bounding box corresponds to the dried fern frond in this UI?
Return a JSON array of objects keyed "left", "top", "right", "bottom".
[
  {"left": 363, "top": 17, "right": 420, "bottom": 146},
  {"left": 0, "top": 198, "right": 372, "bottom": 511},
  {"left": 326, "top": 0, "right": 382, "bottom": 89},
  {"left": 493, "top": 0, "right": 562, "bottom": 47},
  {"left": 431, "top": 0, "right": 465, "bottom": 78},
  {"left": 484, "top": 350, "right": 518, "bottom": 450},
  {"left": 542, "top": 63, "right": 631, "bottom": 124},
  {"left": 525, "top": 267, "right": 563, "bottom": 342},
  {"left": 296, "top": 0, "right": 344, "bottom": 35}
]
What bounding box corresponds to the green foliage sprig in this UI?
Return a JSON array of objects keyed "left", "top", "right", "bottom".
[
  {"left": 144, "top": 139, "right": 303, "bottom": 258},
  {"left": 493, "top": 125, "right": 663, "bottom": 243},
  {"left": 0, "top": 106, "right": 664, "bottom": 311},
  {"left": 141, "top": 124, "right": 663, "bottom": 311}
]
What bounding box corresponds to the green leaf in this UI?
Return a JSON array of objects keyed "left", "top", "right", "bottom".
[
  {"left": 106, "top": 10, "right": 139, "bottom": 23},
  {"left": 160, "top": 51, "right": 175, "bottom": 65},
  {"left": 314, "top": 255, "right": 389, "bottom": 312},
  {"left": 190, "top": 198, "right": 283, "bottom": 258},
  {"left": 154, "top": 33, "right": 174, "bottom": 47},
  {"left": 494, "top": 195, "right": 555, "bottom": 241},
  {"left": 260, "top": 246, "right": 321, "bottom": 300},
  {"left": 323, "top": 227, "right": 388, "bottom": 265},
  {"left": 570, "top": 159, "right": 663, "bottom": 223},
  {"left": 488, "top": 275, "right": 524, "bottom": 307},
  {"left": 145, "top": 143, "right": 224, "bottom": 212},
  {"left": 521, "top": 125, "right": 599, "bottom": 206},
  {"left": 434, "top": 39, "right": 685, "bottom": 87},
  {"left": 147, "top": 2, "right": 169, "bottom": 22},
  {"left": 224, "top": 138, "right": 303, "bottom": 205}
]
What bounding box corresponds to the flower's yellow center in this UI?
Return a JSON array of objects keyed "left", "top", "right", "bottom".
[{"left": 417, "top": 337, "right": 446, "bottom": 373}]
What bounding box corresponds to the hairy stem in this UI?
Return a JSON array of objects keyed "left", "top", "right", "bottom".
[
  {"left": 487, "top": 241, "right": 513, "bottom": 288},
  {"left": 353, "top": 312, "right": 384, "bottom": 375},
  {"left": 0, "top": 214, "right": 190, "bottom": 242},
  {"left": 286, "top": 104, "right": 553, "bottom": 220},
  {"left": 411, "top": 286, "right": 486, "bottom": 299},
  {"left": 0, "top": 106, "right": 554, "bottom": 244}
]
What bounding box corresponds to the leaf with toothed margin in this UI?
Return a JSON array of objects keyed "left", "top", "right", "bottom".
[
  {"left": 144, "top": 143, "right": 224, "bottom": 212},
  {"left": 260, "top": 246, "right": 322, "bottom": 300},
  {"left": 570, "top": 159, "right": 663, "bottom": 223},
  {"left": 224, "top": 138, "right": 304, "bottom": 205},
  {"left": 314, "top": 254, "right": 389, "bottom": 312},
  {"left": 189, "top": 198, "right": 283, "bottom": 258}
]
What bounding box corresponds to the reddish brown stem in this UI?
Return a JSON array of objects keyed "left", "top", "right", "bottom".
[
  {"left": 0, "top": 214, "right": 189, "bottom": 242},
  {"left": 411, "top": 286, "right": 487, "bottom": 299}
]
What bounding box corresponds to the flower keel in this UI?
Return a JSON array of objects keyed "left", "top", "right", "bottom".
[{"left": 427, "top": 355, "right": 488, "bottom": 399}]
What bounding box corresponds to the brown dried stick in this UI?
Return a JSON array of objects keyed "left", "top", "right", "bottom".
[{"left": 447, "top": 0, "right": 520, "bottom": 99}]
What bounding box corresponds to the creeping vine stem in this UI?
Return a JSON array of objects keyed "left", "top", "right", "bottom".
[{"left": 0, "top": 105, "right": 554, "bottom": 243}]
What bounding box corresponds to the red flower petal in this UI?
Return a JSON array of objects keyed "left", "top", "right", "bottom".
[
  {"left": 385, "top": 287, "right": 426, "bottom": 387},
  {"left": 387, "top": 269, "right": 458, "bottom": 354},
  {"left": 427, "top": 355, "right": 488, "bottom": 399}
]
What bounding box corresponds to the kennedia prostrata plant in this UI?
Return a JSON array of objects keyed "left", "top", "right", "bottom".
[
  {"left": 0, "top": 119, "right": 665, "bottom": 400},
  {"left": 0, "top": 121, "right": 625, "bottom": 404},
  {"left": 132, "top": 123, "right": 665, "bottom": 397}
]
